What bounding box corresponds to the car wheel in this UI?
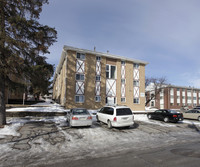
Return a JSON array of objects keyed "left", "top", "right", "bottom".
[
  {"left": 198, "top": 116, "right": 200, "bottom": 122},
  {"left": 107, "top": 120, "right": 112, "bottom": 129},
  {"left": 164, "top": 117, "right": 169, "bottom": 123},
  {"left": 148, "top": 114, "right": 152, "bottom": 119}
]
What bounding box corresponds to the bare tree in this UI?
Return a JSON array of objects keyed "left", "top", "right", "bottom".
[{"left": 145, "top": 77, "right": 167, "bottom": 106}]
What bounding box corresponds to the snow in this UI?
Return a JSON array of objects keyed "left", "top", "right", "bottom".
[
  {"left": 6, "top": 100, "right": 69, "bottom": 113},
  {"left": 0, "top": 123, "right": 21, "bottom": 138},
  {"left": 1, "top": 101, "right": 200, "bottom": 166},
  {"left": 134, "top": 114, "right": 176, "bottom": 127}
]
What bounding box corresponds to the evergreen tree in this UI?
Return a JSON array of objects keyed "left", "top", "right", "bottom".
[
  {"left": 29, "top": 56, "right": 54, "bottom": 100},
  {"left": 0, "top": 0, "right": 57, "bottom": 125}
]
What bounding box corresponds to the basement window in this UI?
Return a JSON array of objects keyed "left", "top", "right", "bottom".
[
  {"left": 95, "top": 96, "right": 101, "bottom": 102},
  {"left": 75, "top": 95, "right": 84, "bottom": 103}
]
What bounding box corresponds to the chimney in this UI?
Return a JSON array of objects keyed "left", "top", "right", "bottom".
[
  {"left": 94, "top": 46, "right": 96, "bottom": 51},
  {"left": 107, "top": 50, "right": 109, "bottom": 54}
]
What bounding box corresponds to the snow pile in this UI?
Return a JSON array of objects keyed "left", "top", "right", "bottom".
[
  {"left": 6, "top": 101, "right": 69, "bottom": 113},
  {"left": 0, "top": 123, "right": 21, "bottom": 138}
]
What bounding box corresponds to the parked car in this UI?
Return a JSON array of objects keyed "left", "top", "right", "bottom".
[
  {"left": 96, "top": 106, "right": 134, "bottom": 129},
  {"left": 66, "top": 108, "right": 92, "bottom": 127},
  {"left": 147, "top": 109, "right": 183, "bottom": 123},
  {"left": 193, "top": 106, "right": 200, "bottom": 110},
  {"left": 183, "top": 109, "right": 200, "bottom": 121}
]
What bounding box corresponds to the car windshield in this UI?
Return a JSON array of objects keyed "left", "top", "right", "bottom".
[
  {"left": 168, "top": 110, "right": 177, "bottom": 114},
  {"left": 116, "top": 108, "right": 132, "bottom": 116},
  {"left": 72, "top": 109, "right": 89, "bottom": 115}
]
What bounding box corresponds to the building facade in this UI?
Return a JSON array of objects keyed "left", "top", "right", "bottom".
[
  {"left": 146, "top": 84, "right": 200, "bottom": 110},
  {"left": 53, "top": 46, "right": 148, "bottom": 111}
]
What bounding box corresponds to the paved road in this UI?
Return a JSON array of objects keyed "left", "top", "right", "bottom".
[{"left": 49, "top": 141, "right": 200, "bottom": 167}]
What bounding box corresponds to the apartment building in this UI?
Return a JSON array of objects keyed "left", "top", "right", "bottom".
[
  {"left": 52, "top": 45, "right": 148, "bottom": 111},
  {"left": 146, "top": 84, "right": 200, "bottom": 110}
]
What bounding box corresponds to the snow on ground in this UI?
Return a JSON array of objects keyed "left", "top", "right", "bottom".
[
  {"left": 134, "top": 114, "right": 176, "bottom": 127},
  {"left": 6, "top": 99, "right": 69, "bottom": 113},
  {"left": 0, "top": 123, "right": 21, "bottom": 138},
  {"left": 1, "top": 100, "right": 200, "bottom": 166}
]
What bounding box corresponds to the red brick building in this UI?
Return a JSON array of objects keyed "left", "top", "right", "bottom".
[{"left": 146, "top": 84, "right": 200, "bottom": 110}]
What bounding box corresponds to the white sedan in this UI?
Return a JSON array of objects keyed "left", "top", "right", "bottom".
[{"left": 66, "top": 108, "right": 93, "bottom": 127}]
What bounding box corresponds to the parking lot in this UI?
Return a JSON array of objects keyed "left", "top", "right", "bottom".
[{"left": 1, "top": 114, "right": 200, "bottom": 167}]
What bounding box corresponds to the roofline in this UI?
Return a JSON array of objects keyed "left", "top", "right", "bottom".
[
  {"left": 63, "top": 45, "right": 149, "bottom": 65},
  {"left": 146, "top": 83, "right": 200, "bottom": 91},
  {"left": 166, "top": 84, "right": 200, "bottom": 90},
  {"left": 53, "top": 45, "right": 149, "bottom": 85}
]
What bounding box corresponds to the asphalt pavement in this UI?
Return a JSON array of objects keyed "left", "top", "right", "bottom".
[{"left": 50, "top": 141, "right": 200, "bottom": 167}]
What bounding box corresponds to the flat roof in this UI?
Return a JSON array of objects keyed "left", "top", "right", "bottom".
[
  {"left": 63, "top": 45, "right": 149, "bottom": 65},
  {"left": 53, "top": 45, "right": 149, "bottom": 84}
]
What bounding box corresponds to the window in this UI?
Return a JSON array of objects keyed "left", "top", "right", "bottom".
[
  {"left": 121, "top": 61, "right": 125, "bottom": 65},
  {"left": 121, "top": 79, "right": 125, "bottom": 84},
  {"left": 116, "top": 108, "right": 132, "bottom": 116},
  {"left": 121, "top": 98, "right": 126, "bottom": 102},
  {"left": 106, "top": 65, "right": 116, "bottom": 79},
  {"left": 77, "top": 53, "right": 85, "bottom": 60},
  {"left": 105, "top": 107, "right": 114, "bottom": 115},
  {"left": 95, "top": 96, "right": 101, "bottom": 102},
  {"left": 96, "top": 56, "right": 101, "bottom": 61},
  {"left": 133, "top": 80, "right": 140, "bottom": 87},
  {"left": 133, "top": 98, "right": 139, "bottom": 104},
  {"left": 96, "top": 75, "right": 101, "bottom": 81},
  {"left": 75, "top": 95, "right": 84, "bottom": 103},
  {"left": 76, "top": 74, "right": 84, "bottom": 81},
  {"left": 134, "top": 63, "right": 139, "bottom": 69}
]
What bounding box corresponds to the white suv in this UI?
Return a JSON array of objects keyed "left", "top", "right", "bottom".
[{"left": 96, "top": 106, "right": 134, "bottom": 128}]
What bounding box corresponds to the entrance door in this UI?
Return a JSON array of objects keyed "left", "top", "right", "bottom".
[
  {"left": 106, "top": 79, "right": 116, "bottom": 105},
  {"left": 107, "top": 97, "right": 116, "bottom": 105}
]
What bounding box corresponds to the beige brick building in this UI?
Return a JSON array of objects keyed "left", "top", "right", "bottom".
[{"left": 53, "top": 46, "right": 148, "bottom": 111}]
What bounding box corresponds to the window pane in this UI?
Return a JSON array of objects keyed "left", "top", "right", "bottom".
[
  {"left": 116, "top": 108, "right": 132, "bottom": 116},
  {"left": 121, "top": 98, "right": 126, "bottom": 102},
  {"left": 106, "top": 72, "right": 109, "bottom": 79},
  {"left": 96, "top": 56, "right": 101, "bottom": 61},
  {"left": 96, "top": 76, "right": 101, "bottom": 81},
  {"left": 121, "top": 79, "right": 125, "bottom": 84},
  {"left": 111, "top": 66, "right": 116, "bottom": 79},
  {"left": 106, "top": 65, "right": 109, "bottom": 71}
]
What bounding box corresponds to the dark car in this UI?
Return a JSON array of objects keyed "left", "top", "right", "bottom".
[{"left": 147, "top": 109, "right": 183, "bottom": 123}]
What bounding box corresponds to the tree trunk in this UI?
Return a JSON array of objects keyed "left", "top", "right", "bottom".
[{"left": 0, "top": 75, "right": 6, "bottom": 125}]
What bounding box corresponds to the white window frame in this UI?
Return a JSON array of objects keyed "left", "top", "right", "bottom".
[
  {"left": 96, "top": 56, "right": 101, "bottom": 61},
  {"left": 76, "top": 53, "right": 85, "bottom": 60},
  {"left": 106, "top": 64, "right": 116, "bottom": 79},
  {"left": 133, "top": 80, "right": 140, "bottom": 87},
  {"left": 121, "top": 97, "right": 126, "bottom": 103},
  {"left": 134, "top": 63, "right": 140, "bottom": 69},
  {"left": 133, "top": 98, "right": 140, "bottom": 104},
  {"left": 95, "top": 96, "right": 101, "bottom": 102},
  {"left": 121, "top": 61, "right": 126, "bottom": 65},
  {"left": 75, "top": 95, "right": 84, "bottom": 103},
  {"left": 96, "top": 75, "right": 101, "bottom": 81},
  {"left": 121, "top": 79, "right": 126, "bottom": 84},
  {"left": 76, "top": 74, "right": 85, "bottom": 81}
]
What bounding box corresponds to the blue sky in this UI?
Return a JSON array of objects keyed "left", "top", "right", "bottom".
[{"left": 39, "top": 0, "right": 200, "bottom": 88}]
